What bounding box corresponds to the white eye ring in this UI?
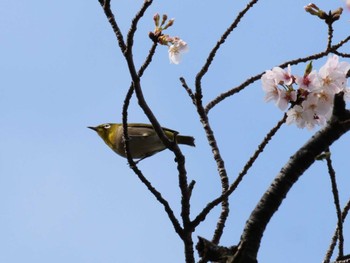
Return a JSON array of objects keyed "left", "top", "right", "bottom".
[{"left": 103, "top": 124, "right": 111, "bottom": 129}]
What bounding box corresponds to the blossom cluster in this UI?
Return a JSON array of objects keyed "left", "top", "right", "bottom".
[
  {"left": 151, "top": 13, "right": 188, "bottom": 64},
  {"left": 262, "top": 55, "right": 350, "bottom": 130}
]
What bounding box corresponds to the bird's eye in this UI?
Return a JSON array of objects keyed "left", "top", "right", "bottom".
[{"left": 103, "top": 124, "right": 111, "bottom": 129}]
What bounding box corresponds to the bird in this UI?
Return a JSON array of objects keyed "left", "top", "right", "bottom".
[{"left": 88, "top": 123, "right": 195, "bottom": 162}]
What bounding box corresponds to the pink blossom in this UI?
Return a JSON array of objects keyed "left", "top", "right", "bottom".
[
  {"left": 261, "top": 70, "right": 279, "bottom": 102},
  {"left": 318, "top": 55, "right": 350, "bottom": 94},
  {"left": 272, "top": 65, "right": 293, "bottom": 85},
  {"left": 262, "top": 55, "right": 350, "bottom": 130},
  {"left": 312, "top": 90, "right": 333, "bottom": 115},
  {"left": 286, "top": 105, "right": 306, "bottom": 128},
  {"left": 276, "top": 89, "right": 296, "bottom": 111},
  {"left": 168, "top": 38, "right": 189, "bottom": 64},
  {"left": 295, "top": 70, "right": 320, "bottom": 92}
]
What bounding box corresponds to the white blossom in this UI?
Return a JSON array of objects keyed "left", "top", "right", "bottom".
[
  {"left": 168, "top": 38, "right": 189, "bottom": 64},
  {"left": 262, "top": 55, "right": 350, "bottom": 130}
]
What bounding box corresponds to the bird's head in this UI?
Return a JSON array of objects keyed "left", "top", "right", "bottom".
[{"left": 88, "top": 123, "right": 120, "bottom": 148}]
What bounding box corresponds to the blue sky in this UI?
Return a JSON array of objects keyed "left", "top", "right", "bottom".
[{"left": 1, "top": 0, "right": 350, "bottom": 262}]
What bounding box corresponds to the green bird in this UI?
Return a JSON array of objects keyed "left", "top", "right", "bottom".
[{"left": 88, "top": 123, "right": 195, "bottom": 161}]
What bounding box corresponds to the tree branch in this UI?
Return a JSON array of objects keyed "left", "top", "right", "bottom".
[
  {"left": 195, "top": 0, "right": 259, "bottom": 100},
  {"left": 324, "top": 198, "right": 350, "bottom": 263},
  {"left": 205, "top": 36, "right": 350, "bottom": 113},
  {"left": 98, "top": 0, "right": 127, "bottom": 52},
  {"left": 196, "top": 236, "right": 238, "bottom": 263},
  {"left": 125, "top": 0, "right": 153, "bottom": 55},
  {"left": 190, "top": 1, "right": 263, "bottom": 242},
  {"left": 325, "top": 151, "right": 344, "bottom": 258},
  {"left": 192, "top": 114, "right": 286, "bottom": 229},
  {"left": 231, "top": 93, "right": 350, "bottom": 262},
  {"left": 102, "top": 2, "right": 194, "bottom": 261}
]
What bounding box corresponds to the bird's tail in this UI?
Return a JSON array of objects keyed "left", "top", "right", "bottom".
[{"left": 176, "top": 135, "right": 195, "bottom": 147}]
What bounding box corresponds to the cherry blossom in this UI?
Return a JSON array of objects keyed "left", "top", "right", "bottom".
[
  {"left": 295, "top": 70, "right": 320, "bottom": 92},
  {"left": 318, "top": 55, "right": 350, "bottom": 94},
  {"left": 168, "top": 38, "right": 189, "bottom": 64},
  {"left": 272, "top": 65, "right": 293, "bottom": 86},
  {"left": 286, "top": 105, "right": 306, "bottom": 129},
  {"left": 262, "top": 55, "right": 350, "bottom": 130},
  {"left": 151, "top": 14, "right": 188, "bottom": 64}
]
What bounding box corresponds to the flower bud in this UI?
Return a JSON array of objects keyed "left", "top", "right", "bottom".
[
  {"left": 304, "top": 3, "right": 327, "bottom": 19},
  {"left": 153, "top": 13, "right": 160, "bottom": 27},
  {"left": 160, "top": 14, "right": 168, "bottom": 27},
  {"left": 163, "top": 18, "right": 175, "bottom": 30},
  {"left": 304, "top": 61, "right": 313, "bottom": 76},
  {"left": 331, "top": 7, "right": 343, "bottom": 21}
]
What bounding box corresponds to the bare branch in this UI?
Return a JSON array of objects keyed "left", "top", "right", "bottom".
[
  {"left": 98, "top": 0, "right": 127, "bottom": 52},
  {"left": 333, "top": 257, "right": 350, "bottom": 263},
  {"left": 192, "top": 103, "right": 230, "bottom": 244},
  {"left": 179, "top": 77, "right": 195, "bottom": 104},
  {"left": 192, "top": 114, "right": 286, "bottom": 228},
  {"left": 120, "top": 41, "right": 183, "bottom": 238},
  {"left": 326, "top": 19, "right": 334, "bottom": 51},
  {"left": 195, "top": 0, "right": 259, "bottom": 99},
  {"left": 325, "top": 151, "right": 344, "bottom": 258},
  {"left": 205, "top": 36, "right": 350, "bottom": 113},
  {"left": 102, "top": 2, "right": 194, "bottom": 260},
  {"left": 334, "top": 51, "right": 350, "bottom": 58},
  {"left": 324, "top": 198, "right": 350, "bottom": 263},
  {"left": 187, "top": 2, "right": 261, "bottom": 244},
  {"left": 138, "top": 42, "right": 158, "bottom": 76},
  {"left": 125, "top": 0, "right": 153, "bottom": 55},
  {"left": 121, "top": 86, "right": 184, "bottom": 238},
  {"left": 121, "top": 42, "right": 157, "bottom": 163},
  {"left": 231, "top": 93, "right": 350, "bottom": 262},
  {"left": 189, "top": 0, "right": 267, "bottom": 237},
  {"left": 196, "top": 236, "right": 238, "bottom": 263}
]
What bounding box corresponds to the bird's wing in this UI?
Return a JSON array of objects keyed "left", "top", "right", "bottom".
[
  {"left": 127, "top": 125, "right": 156, "bottom": 138},
  {"left": 127, "top": 123, "right": 178, "bottom": 135}
]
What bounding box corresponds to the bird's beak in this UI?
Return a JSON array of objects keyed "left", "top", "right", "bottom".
[{"left": 87, "top": 126, "right": 98, "bottom": 132}]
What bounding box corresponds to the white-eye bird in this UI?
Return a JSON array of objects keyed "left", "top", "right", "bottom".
[{"left": 88, "top": 123, "right": 195, "bottom": 161}]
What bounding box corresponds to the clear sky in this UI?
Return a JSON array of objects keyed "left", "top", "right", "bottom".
[{"left": 1, "top": 1, "right": 350, "bottom": 262}]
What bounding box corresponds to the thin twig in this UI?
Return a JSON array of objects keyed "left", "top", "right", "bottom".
[
  {"left": 98, "top": 0, "right": 127, "bottom": 53},
  {"left": 324, "top": 197, "right": 350, "bottom": 262},
  {"left": 205, "top": 36, "right": 350, "bottom": 113},
  {"left": 192, "top": 101, "right": 230, "bottom": 245},
  {"left": 327, "top": 21, "right": 334, "bottom": 51},
  {"left": 121, "top": 42, "right": 157, "bottom": 163},
  {"left": 190, "top": 0, "right": 264, "bottom": 243},
  {"left": 179, "top": 77, "right": 195, "bottom": 104},
  {"left": 103, "top": 2, "right": 194, "bottom": 260},
  {"left": 98, "top": 0, "right": 188, "bottom": 248},
  {"left": 192, "top": 114, "right": 286, "bottom": 228},
  {"left": 121, "top": 86, "right": 184, "bottom": 238},
  {"left": 120, "top": 41, "right": 183, "bottom": 237},
  {"left": 195, "top": 0, "right": 259, "bottom": 100},
  {"left": 325, "top": 150, "right": 344, "bottom": 259},
  {"left": 121, "top": 42, "right": 157, "bottom": 162},
  {"left": 138, "top": 43, "right": 158, "bottom": 76},
  {"left": 125, "top": 0, "right": 153, "bottom": 55},
  {"left": 333, "top": 259, "right": 350, "bottom": 263},
  {"left": 334, "top": 51, "right": 350, "bottom": 58},
  {"left": 192, "top": 1, "right": 260, "bottom": 244}
]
